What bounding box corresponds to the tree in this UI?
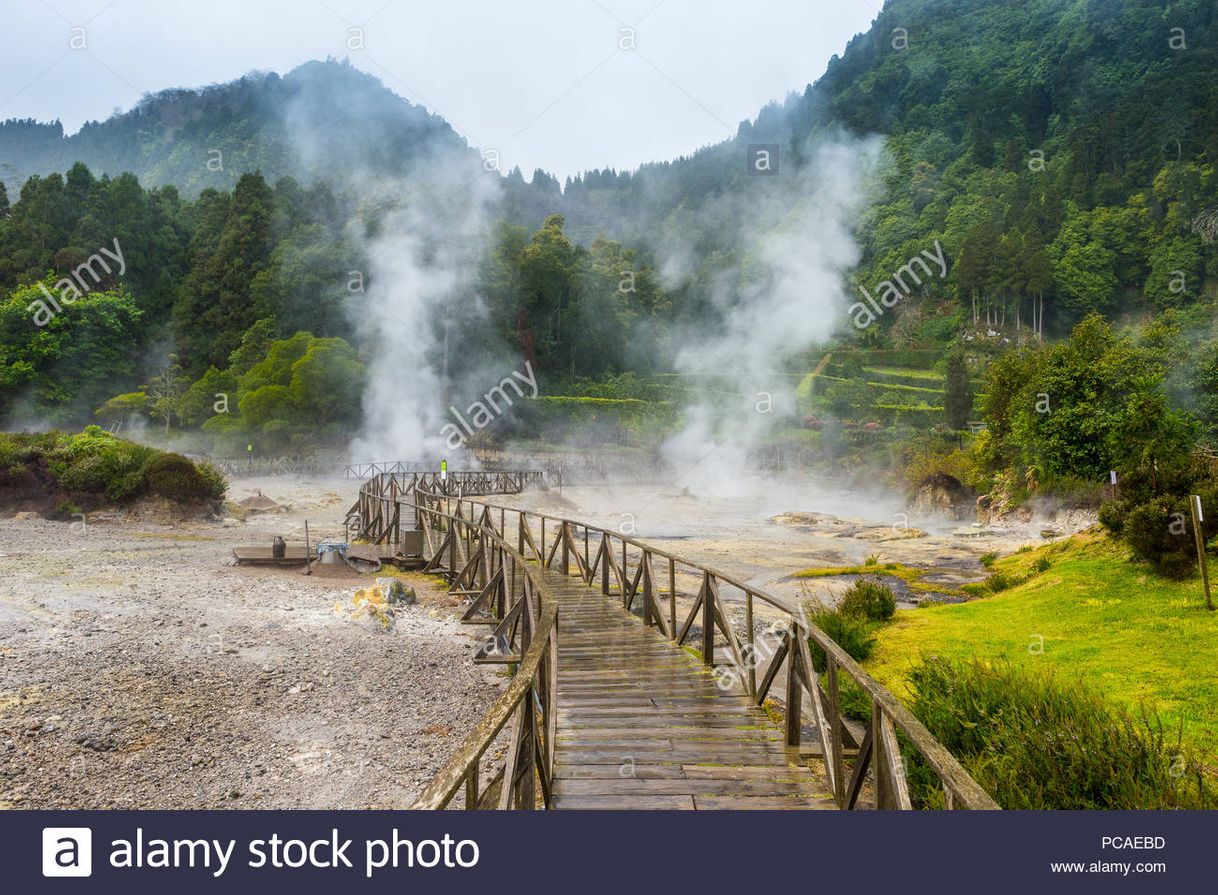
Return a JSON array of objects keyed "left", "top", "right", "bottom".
[
  {"left": 172, "top": 173, "right": 274, "bottom": 371},
  {"left": 979, "top": 316, "right": 1170, "bottom": 482},
  {"left": 943, "top": 352, "right": 973, "bottom": 430},
  {"left": 177, "top": 366, "right": 238, "bottom": 426},
  {"left": 1020, "top": 229, "right": 1053, "bottom": 340},
  {"left": 518, "top": 215, "right": 581, "bottom": 375},
  {"left": 94, "top": 391, "right": 148, "bottom": 431},
  {"left": 1052, "top": 242, "right": 1118, "bottom": 316},
  {"left": 0, "top": 278, "right": 143, "bottom": 424},
  {"left": 1144, "top": 236, "right": 1203, "bottom": 308},
  {"left": 145, "top": 360, "right": 188, "bottom": 435}
]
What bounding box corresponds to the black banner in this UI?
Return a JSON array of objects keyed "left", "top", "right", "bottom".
[{"left": 4, "top": 810, "right": 1210, "bottom": 893}]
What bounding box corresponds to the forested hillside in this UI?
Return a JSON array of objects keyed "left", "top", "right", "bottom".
[{"left": 4, "top": 0, "right": 1218, "bottom": 471}]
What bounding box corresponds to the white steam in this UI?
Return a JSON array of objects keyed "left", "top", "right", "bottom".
[
  {"left": 347, "top": 167, "right": 502, "bottom": 464},
  {"left": 661, "top": 134, "right": 885, "bottom": 495}
]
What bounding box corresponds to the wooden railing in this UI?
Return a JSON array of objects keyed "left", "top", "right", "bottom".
[
  {"left": 363, "top": 471, "right": 997, "bottom": 811},
  {"left": 408, "top": 486, "right": 558, "bottom": 810},
  {"left": 345, "top": 460, "right": 432, "bottom": 480},
  {"left": 349, "top": 470, "right": 545, "bottom": 547}
]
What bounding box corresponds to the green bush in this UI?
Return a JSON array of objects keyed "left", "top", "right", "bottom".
[
  {"left": 904, "top": 656, "right": 1212, "bottom": 809},
  {"left": 0, "top": 430, "right": 227, "bottom": 507},
  {"left": 981, "top": 570, "right": 1016, "bottom": 592},
  {"left": 53, "top": 431, "right": 158, "bottom": 501},
  {"left": 838, "top": 578, "right": 896, "bottom": 621},
  {"left": 1122, "top": 497, "right": 1200, "bottom": 579},
  {"left": 140, "top": 452, "right": 223, "bottom": 500},
  {"left": 805, "top": 605, "right": 877, "bottom": 673},
  {"left": 194, "top": 460, "right": 228, "bottom": 500}
]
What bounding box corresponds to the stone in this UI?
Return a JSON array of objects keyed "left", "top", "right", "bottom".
[{"left": 376, "top": 577, "right": 416, "bottom": 605}]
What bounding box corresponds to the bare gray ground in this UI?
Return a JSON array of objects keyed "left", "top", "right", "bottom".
[{"left": 0, "top": 475, "right": 503, "bottom": 809}]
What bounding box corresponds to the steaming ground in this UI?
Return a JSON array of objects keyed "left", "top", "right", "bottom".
[
  {"left": 497, "top": 474, "right": 1096, "bottom": 615},
  {"left": 0, "top": 470, "right": 1095, "bottom": 808},
  {"left": 0, "top": 475, "right": 503, "bottom": 809}
]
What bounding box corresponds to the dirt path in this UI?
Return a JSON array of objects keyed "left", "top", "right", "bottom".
[{"left": 0, "top": 475, "right": 503, "bottom": 809}]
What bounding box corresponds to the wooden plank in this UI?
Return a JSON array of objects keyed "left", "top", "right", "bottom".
[
  {"left": 550, "top": 794, "right": 695, "bottom": 810},
  {"left": 553, "top": 778, "right": 827, "bottom": 797},
  {"left": 694, "top": 795, "right": 836, "bottom": 810}
]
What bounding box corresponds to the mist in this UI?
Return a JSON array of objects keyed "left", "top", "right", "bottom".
[{"left": 658, "top": 134, "right": 886, "bottom": 495}]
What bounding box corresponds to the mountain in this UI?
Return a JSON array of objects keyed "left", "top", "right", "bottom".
[
  {"left": 0, "top": 59, "right": 475, "bottom": 195},
  {"left": 6, "top": 0, "right": 1218, "bottom": 425},
  {"left": 552, "top": 0, "right": 1218, "bottom": 333}
]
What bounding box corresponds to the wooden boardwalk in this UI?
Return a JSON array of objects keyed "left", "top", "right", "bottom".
[
  {"left": 397, "top": 473, "right": 999, "bottom": 811},
  {"left": 538, "top": 567, "right": 836, "bottom": 810}
]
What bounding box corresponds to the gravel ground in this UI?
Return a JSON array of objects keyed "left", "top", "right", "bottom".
[{"left": 0, "top": 475, "right": 503, "bottom": 809}]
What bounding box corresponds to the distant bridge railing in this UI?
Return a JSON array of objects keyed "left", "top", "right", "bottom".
[
  {"left": 202, "top": 455, "right": 347, "bottom": 476},
  {"left": 349, "top": 470, "right": 545, "bottom": 546},
  {"left": 358, "top": 469, "right": 997, "bottom": 811}
]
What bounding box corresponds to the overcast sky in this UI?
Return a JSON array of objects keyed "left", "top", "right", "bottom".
[{"left": 0, "top": 0, "right": 879, "bottom": 180}]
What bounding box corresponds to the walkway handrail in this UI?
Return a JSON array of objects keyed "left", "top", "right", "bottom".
[
  {"left": 406, "top": 483, "right": 559, "bottom": 809},
  {"left": 361, "top": 469, "right": 997, "bottom": 810}
]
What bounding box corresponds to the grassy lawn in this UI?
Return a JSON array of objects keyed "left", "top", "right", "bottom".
[{"left": 863, "top": 530, "right": 1218, "bottom": 754}]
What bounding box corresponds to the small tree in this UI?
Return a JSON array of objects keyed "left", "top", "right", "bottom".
[
  {"left": 944, "top": 352, "right": 973, "bottom": 430},
  {"left": 94, "top": 391, "right": 148, "bottom": 431},
  {"left": 145, "top": 361, "right": 188, "bottom": 435}
]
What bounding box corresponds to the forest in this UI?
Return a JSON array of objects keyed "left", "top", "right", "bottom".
[{"left": 3, "top": 0, "right": 1218, "bottom": 543}]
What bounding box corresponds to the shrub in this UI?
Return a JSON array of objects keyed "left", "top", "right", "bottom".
[
  {"left": 838, "top": 578, "right": 896, "bottom": 621},
  {"left": 53, "top": 433, "right": 157, "bottom": 501},
  {"left": 979, "top": 552, "right": 997, "bottom": 567},
  {"left": 194, "top": 460, "right": 228, "bottom": 500},
  {"left": 805, "top": 605, "right": 877, "bottom": 673},
  {"left": 981, "top": 570, "right": 1015, "bottom": 592},
  {"left": 904, "top": 656, "right": 1212, "bottom": 809},
  {"left": 1031, "top": 556, "right": 1052, "bottom": 573},
  {"left": 0, "top": 430, "right": 227, "bottom": 512},
  {"left": 1122, "top": 497, "right": 1199, "bottom": 579},
  {"left": 140, "top": 452, "right": 221, "bottom": 501}
]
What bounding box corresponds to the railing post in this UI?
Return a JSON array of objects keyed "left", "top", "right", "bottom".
[
  {"left": 561, "top": 522, "right": 570, "bottom": 575},
  {"left": 701, "top": 573, "right": 714, "bottom": 664},
  {"left": 669, "top": 558, "right": 676, "bottom": 641},
  {"left": 745, "top": 592, "right": 757, "bottom": 700},
  {"left": 826, "top": 655, "right": 844, "bottom": 806},
  {"left": 642, "top": 552, "right": 653, "bottom": 628},
  {"left": 465, "top": 759, "right": 479, "bottom": 809},
  {"left": 784, "top": 623, "right": 802, "bottom": 747},
  {"left": 873, "top": 703, "right": 890, "bottom": 808}
]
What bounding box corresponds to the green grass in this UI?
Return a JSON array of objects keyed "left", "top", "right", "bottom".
[
  {"left": 813, "top": 373, "right": 945, "bottom": 397},
  {"left": 864, "top": 529, "right": 1218, "bottom": 754},
  {"left": 864, "top": 366, "right": 945, "bottom": 382}
]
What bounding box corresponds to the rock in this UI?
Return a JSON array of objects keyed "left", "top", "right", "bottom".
[
  {"left": 910, "top": 473, "right": 976, "bottom": 521},
  {"left": 376, "top": 577, "right": 416, "bottom": 606}
]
